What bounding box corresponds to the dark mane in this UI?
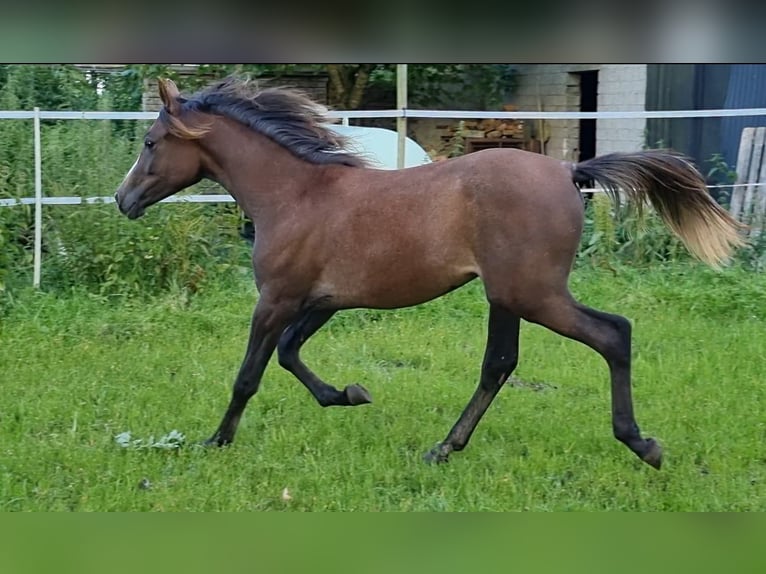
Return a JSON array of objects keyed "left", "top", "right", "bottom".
[{"left": 163, "top": 76, "right": 369, "bottom": 168}]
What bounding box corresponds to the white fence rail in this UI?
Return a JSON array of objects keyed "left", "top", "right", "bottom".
[
  {"left": 4, "top": 108, "right": 766, "bottom": 120},
  {"left": 3, "top": 106, "right": 766, "bottom": 287}
]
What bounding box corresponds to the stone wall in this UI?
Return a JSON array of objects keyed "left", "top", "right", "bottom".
[
  {"left": 507, "top": 64, "right": 648, "bottom": 160},
  {"left": 596, "top": 65, "right": 648, "bottom": 155}
]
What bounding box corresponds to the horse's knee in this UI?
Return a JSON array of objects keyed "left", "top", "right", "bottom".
[
  {"left": 276, "top": 327, "right": 298, "bottom": 370},
  {"left": 232, "top": 376, "right": 258, "bottom": 401},
  {"left": 276, "top": 342, "right": 296, "bottom": 371}
]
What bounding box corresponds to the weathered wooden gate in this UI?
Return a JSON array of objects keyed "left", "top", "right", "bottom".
[{"left": 732, "top": 127, "right": 766, "bottom": 237}]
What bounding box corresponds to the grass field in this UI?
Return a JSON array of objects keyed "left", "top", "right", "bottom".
[{"left": 1, "top": 262, "right": 764, "bottom": 511}]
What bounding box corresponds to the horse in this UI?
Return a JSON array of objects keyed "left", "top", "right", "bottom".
[{"left": 115, "top": 77, "right": 744, "bottom": 470}]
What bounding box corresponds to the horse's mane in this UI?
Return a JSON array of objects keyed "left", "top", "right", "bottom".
[{"left": 160, "top": 76, "right": 369, "bottom": 168}]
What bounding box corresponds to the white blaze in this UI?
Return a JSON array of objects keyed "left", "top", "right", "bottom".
[{"left": 120, "top": 157, "right": 140, "bottom": 186}]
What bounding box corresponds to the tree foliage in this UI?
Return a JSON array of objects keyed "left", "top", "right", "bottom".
[
  {"left": 0, "top": 63, "right": 518, "bottom": 113},
  {"left": 122, "top": 64, "right": 517, "bottom": 111},
  {"left": 0, "top": 65, "right": 99, "bottom": 110},
  {"left": 368, "top": 64, "right": 517, "bottom": 110}
]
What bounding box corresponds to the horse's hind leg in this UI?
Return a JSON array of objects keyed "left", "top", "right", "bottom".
[
  {"left": 524, "top": 294, "right": 662, "bottom": 469},
  {"left": 277, "top": 309, "right": 372, "bottom": 407},
  {"left": 425, "top": 304, "right": 520, "bottom": 464}
]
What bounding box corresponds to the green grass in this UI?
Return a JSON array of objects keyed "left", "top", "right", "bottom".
[{"left": 1, "top": 263, "right": 765, "bottom": 511}]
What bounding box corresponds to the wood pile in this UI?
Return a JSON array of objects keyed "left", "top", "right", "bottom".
[
  {"left": 433, "top": 105, "right": 530, "bottom": 159},
  {"left": 448, "top": 117, "right": 526, "bottom": 142}
]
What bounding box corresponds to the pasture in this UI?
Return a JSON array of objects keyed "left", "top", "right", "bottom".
[{"left": 1, "top": 263, "right": 764, "bottom": 511}]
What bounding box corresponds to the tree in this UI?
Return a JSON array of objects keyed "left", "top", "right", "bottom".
[
  {"left": 122, "top": 64, "right": 516, "bottom": 112},
  {"left": 0, "top": 65, "right": 100, "bottom": 110},
  {"left": 326, "top": 64, "right": 376, "bottom": 109},
  {"left": 366, "top": 64, "right": 517, "bottom": 110}
]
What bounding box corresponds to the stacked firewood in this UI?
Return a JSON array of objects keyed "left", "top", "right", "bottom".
[
  {"left": 447, "top": 117, "right": 526, "bottom": 142},
  {"left": 432, "top": 111, "right": 528, "bottom": 160}
]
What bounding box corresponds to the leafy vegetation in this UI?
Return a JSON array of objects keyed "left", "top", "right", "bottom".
[{"left": 0, "top": 65, "right": 248, "bottom": 305}]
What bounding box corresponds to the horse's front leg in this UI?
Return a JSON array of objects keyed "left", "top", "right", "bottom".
[
  {"left": 205, "top": 295, "right": 296, "bottom": 446},
  {"left": 277, "top": 309, "right": 372, "bottom": 407}
]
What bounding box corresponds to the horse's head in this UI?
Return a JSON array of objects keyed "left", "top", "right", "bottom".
[{"left": 115, "top": 79, "right": 206, "bottom": 219}]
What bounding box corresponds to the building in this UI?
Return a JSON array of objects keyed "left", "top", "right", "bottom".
[
  {"left": 506, "top": 64, "right": 766, "bottom": 177},
  {"left": 507, "top": 64, "right": 647, "bottom": 161}
]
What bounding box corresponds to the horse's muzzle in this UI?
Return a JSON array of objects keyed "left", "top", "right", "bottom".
[
  {"left": 114, "top": 193, "right": 128, "bottom": 216},
  {"left": 114, "top": 190, "right": 144, "bottom": 219}
]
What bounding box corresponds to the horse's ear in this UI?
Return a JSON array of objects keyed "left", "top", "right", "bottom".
[{"left": 158, "top": 78, "right": 181, "bottom": 115}]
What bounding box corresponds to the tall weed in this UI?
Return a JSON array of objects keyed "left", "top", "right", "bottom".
[
  {"left": 1, "top": 102, "right": 248, "bottom": 299},
  {"left": 579, "top": 194, "right": 691, "bottom": 268},
  {"left": 43, "top": 202, "right": 247, "bottom": 297}
]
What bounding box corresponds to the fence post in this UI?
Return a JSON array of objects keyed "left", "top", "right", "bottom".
[
  {"left": 33, "top": 107, "right": 42, "bottom": 289},
  {"left": 396, "top": 64, "right": 407, "bottom": 169}
]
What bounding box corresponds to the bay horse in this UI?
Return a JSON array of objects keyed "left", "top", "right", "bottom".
[{"left": 115, "top": 77, "right": 744, "bottom": 470}]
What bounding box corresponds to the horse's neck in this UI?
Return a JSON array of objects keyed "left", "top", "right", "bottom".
[{"left": 202, "top": 123, "right": 314, "bottom": 223}]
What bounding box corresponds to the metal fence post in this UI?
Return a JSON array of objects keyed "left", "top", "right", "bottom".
[{"left": 33, "top": 107, "right": 42, "bottom": 288}]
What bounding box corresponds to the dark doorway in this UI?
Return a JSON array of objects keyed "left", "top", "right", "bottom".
[
  {"left": 578, "top": 70, "right": 598, "bottom": 161},
  {"left": 574, "top": 70, "right": 598, "bottom": 203}
]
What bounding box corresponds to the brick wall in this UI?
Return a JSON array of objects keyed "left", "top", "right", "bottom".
[
  {"left": 507, "top": 64, "right": 647, "bottom": 160},
  {"left": 596, "top": 65, "right": 647, "bottom": 155}
]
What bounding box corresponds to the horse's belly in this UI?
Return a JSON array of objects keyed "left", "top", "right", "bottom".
[{"left": 318, "top": 256, "right": 478, "bottom": 310}]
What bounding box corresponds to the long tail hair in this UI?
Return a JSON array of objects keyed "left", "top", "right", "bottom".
[{"left": 572, "top": 150, "right": 745, "bottom": 267}]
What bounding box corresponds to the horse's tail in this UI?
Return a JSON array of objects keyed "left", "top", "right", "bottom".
[{"left": 572, "top": 150, "right": 746, "bottom": 268}]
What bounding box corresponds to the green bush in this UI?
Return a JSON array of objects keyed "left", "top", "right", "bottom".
[
  {"left": 0, "top": 112, "right": 249, "bottom": 299},
  {"left": 578, "top": 193, "right": 763, "bottom": 270},
  {"left": 42, "top": 202, "right": 247, "bottom": 297},
  {"left": 0, "top": 65, "right": 250, "bottom": 301}
]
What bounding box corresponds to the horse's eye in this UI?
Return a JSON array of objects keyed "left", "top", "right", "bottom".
[{"left": 144, "top": 139, "right": 155, "bottom": 149}]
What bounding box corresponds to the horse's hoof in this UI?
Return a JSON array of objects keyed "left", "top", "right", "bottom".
[
  {"left": 199, "top": 436, "right": 230, "bottom": 448},
  {"left": 423, "top": 444, "right": 450, "bottom": 465},
  {"left": 344, "top": 384, "right": 372, "bottom": 405},
  {"left": 641, "top": 438, "right": 663, "bottom": 470}
]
